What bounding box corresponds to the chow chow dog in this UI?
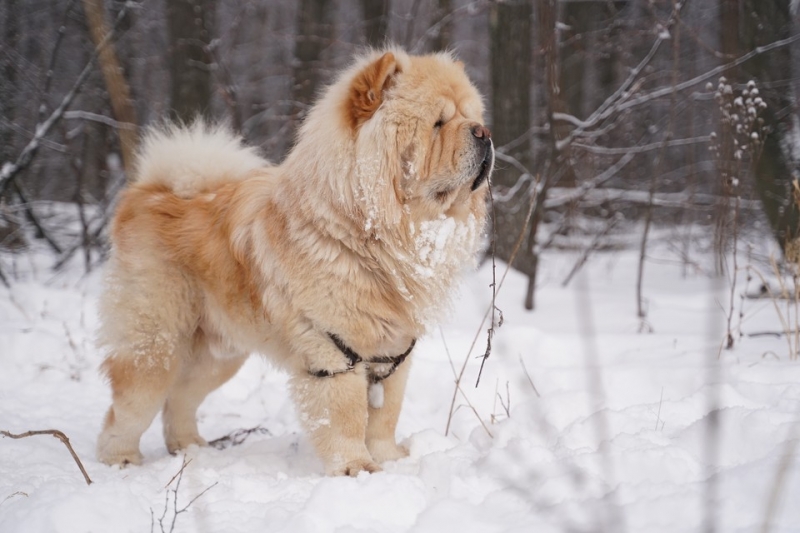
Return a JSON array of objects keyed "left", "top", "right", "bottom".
[{"left": 96, "top": 48, "right": 493, "bottom": 476}]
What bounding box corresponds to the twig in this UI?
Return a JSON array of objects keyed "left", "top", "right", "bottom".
[
  {"left": 561, "top": 213, "right": 621, "bottom": 287},
  {"left": 0, "top": 262, "right": 9, "bottom": 288},
  {"left": 12, "top": 180, "right": 62, "bottom": 253},
  {"left": 518, "top": 354, "right": 540, "bottom": 398},
  {"left": 475, "top": 177, "right": 539, "bottom": 386},
  {"left": 444, "top": 179, "right": 539, "bottom": 436},
  {"left": 37, "top": 0, "right": 77, "bottom": 124},
  {"left": 163, "top": 457, "right": 193, "bottom": 490},
  {"left": 749, "top": 266, "right": 795, "bottom": 359},
  {"left": 655, "top": 387, "right": 664, "bottom": 431},
  {"left": 546, "top": 186, "right": 762, "bottom": 211},
  {"left": 748, "top": 330, "right": 800, "bottom": 338},
  {"left": 573, "top": 135, "right": 711, "bottom": 156},
  {"left": 208, "top": 426, "right": 271, "bottom": 450},
  {"left": 53, "top": 208, "right": 113, "bottom": 271},
  {"left": 153, "top": 456, "right": 218, "bottom": 533},
  {"left": 1, "top": 491, "right": 29, "bottom": 506},
  {"left": 63, "top": 110, "right": 137, "bottom": 130},
  {"left": 1, "top": 429, "right": 92, "bottom": 485},
  {"left": 542, "top": 150, "right": 636, "bottom": 209},
  {"left": 617, "top": 33, "right": 800, "bottom": 116},
  {"left": 441, "top": 328, "right": 493, "bottom": 437},
  {"left": 554, "top": 3, "right": 684, "bottom": 150},
  {"left": 496, "top": 381, "right": 510, "bottom": 418},
  {"left": 475, "top": 180, "right": 502, "bottom": 387}
]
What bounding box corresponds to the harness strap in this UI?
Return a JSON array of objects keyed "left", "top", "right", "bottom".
[
  {"left": 308, "top": 333, "right": 416, "bottom": 382},
  {"left": 327, "top": 333, "right": 363, "bottom": 367},
  {"left": 368, "top": 338, "right": 416, "bottom": 383}
]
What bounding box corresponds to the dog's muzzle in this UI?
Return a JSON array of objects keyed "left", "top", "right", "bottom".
[{"left": 470, "top": 124, "right": 493, "bottom": 191}]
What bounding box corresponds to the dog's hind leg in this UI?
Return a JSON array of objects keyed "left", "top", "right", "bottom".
[
  {"left": 162, "top": 332, "right": 248, "bottom": 454},
  {"left": 97, "top": 339, "right": 185, "bottom": 466}
]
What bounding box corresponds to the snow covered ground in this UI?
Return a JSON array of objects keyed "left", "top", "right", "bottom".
[{"left": 2, "top": 233, "right": 799, "bottom": 533}]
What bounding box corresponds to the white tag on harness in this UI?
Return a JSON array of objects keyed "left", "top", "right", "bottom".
[{"left": 368, "top": 382, "right": 385, "bottom": 409}]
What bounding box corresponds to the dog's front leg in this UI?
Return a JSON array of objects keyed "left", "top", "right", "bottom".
[
  {"left": 366, "top": 357, "right": 412, "bottom": 464},
  {"left": 290, "top": 367, "right": 379, "bottom": 476}
]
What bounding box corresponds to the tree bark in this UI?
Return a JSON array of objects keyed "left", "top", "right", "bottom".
[
  {"left": 431, "top": 0, "right": 453, "bottom": 52},
  {"left": 489, "top": 0, "right": 534, "bottom": 277},
  {"left": 82, "top": 0, "right": 138, "bottom": 180},
  {"left": 523, "top": 0, "right": 575, "bottom": 310},
  {"left": 739, "top": 0, "right": 799, "bottom": 252},
  {"left": 0, "top": 0, "right": 23, "bottom": 248},
  {"left": 166, "top": 0, "right": 216, "bottom": 123},
  {"left": 360, "top": 0, "right": 389, "bottom": 48},
  {"left": 291, "top": 0, "right": 334, "bottom": 133}
]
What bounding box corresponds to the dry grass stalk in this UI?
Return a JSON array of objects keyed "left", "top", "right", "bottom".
[{"left": 444, "top": 179, "right": 539, "bottom": 436}]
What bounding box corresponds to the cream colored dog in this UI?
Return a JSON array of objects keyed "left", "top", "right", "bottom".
[{"left": 96, "top": 48, "right": 493, "bottom": 476}]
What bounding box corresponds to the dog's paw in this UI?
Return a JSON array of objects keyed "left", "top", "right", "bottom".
[
  {"left": 166, "top": 434, "right": 208, "bottom": 455},
  {"left": 97, "top": 432, "right": 144, "bottom": 466},
  {"left": 97, "top": 442, "right": 143, "bottom": 467},
  {"left": 331, "top": 458, "right": 382, "bottom": 477},
  {"left": 367, "top": 439, "right": 409, "bottom": 464}
]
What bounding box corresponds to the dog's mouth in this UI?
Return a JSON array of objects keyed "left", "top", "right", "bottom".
[{"left": 471, "top": 145, "right": 493, "bottom": 191}]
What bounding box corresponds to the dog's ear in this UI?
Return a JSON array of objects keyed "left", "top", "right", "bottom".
[{"left": 348, "top": 52, "right": 400, "bottom": 129}]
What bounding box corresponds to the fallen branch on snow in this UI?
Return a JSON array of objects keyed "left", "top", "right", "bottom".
[
  {"left": 1, "top": 429, "right": 92, "bottom": 485},
  {"left": 208, "top": 426, "right": 272, "bottom": 450}
]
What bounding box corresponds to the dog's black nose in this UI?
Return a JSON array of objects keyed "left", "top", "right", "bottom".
[{"left": 471, "top": 124, "right": 492, "bottom": 140}]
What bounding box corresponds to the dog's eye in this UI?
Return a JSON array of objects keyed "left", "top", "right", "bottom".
[{"left": 434, "top": 119, "right": 444, "bottom": 129}]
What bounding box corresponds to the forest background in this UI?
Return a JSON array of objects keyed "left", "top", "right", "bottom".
[{"left": 2, "top": 0, "right": 800, "bottom": 311}]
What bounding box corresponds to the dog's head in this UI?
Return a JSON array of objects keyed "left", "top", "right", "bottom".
[
  {"left": 292, "top": 49, "right": 492, "bottom": 237},
  {"left": 346, "top": 50, "right": 493, "bottom": 231}
]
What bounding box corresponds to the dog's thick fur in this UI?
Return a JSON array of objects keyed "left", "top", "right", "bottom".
[{"left": 97, "top": 48, "right": 493, "bottom": 476}]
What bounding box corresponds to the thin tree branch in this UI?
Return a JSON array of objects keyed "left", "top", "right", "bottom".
[
  {"left": 561, "top": 214, "right": 623, "bottom": 287},
  {"left": 555, "top": 3, "right": 685, "bottom": 150},
  {"left": 1, "top": 429, "right": 93, "bottom": 485},
  {"left": 618, "top": 33, "right": 800, "bottom": 115},
  {"left": 573, "top": 135, "right": 712, "bottom": 156},
  {"left": 543, "top": 151, "right": 637, "bottom": 209},
  {"left": 11, "top": 181, "right": 63, "bottom": 253},
  {"left": 63, "top": 110, "right": 137, "bottom": 130}
]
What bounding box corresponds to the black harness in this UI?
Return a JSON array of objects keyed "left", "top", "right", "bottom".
[{"left": 310, "top": 333, "right": 416, "bottom": 383}]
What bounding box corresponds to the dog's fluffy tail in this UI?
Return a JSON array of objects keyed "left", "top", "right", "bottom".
[{"left": 133, "top": 122, "right": 268, "bottom": 197}]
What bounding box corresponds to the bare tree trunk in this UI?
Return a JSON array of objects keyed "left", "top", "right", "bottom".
[
  {"left": 524, "top": 0, "right": 574, "bottom": 310},
  {"left": 638, "top": 0, "right": 683, "bottom": 328},
  {"left": 561, "top": 1, "right": 620, "bottom": 121},
  {"left": 0, "top": 0, "right": 18, "bottom": 167},
  {"left": 720, "top": 0, "right": 740, "bottom": 61},
  {"left": 489, "top": 0, "right": 535, "bottom": 281},
  {"left": 82, "top": 0, "right": 138, "bottom": 180},
  {"left": 740, "top": 0, "right": 799, "bottom": 252},
  {"left": 0, "top": 0, "right": 23, "bottom": 248},
  {"left": 290, "top": 0, "right": 333, "bottom": 140},
  {"left": 430, "top": 0, "right": 453, "bottom": 52},
  {"left": 166, "top": 0, "right": 216, "bottom": 123},
  {"left": 360, "top": 0, "right": 389, "bottom": 48}
]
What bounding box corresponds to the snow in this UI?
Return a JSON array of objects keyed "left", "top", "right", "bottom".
[{"left": 2, "top": 235, "right": 800, "bottom": 532}]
